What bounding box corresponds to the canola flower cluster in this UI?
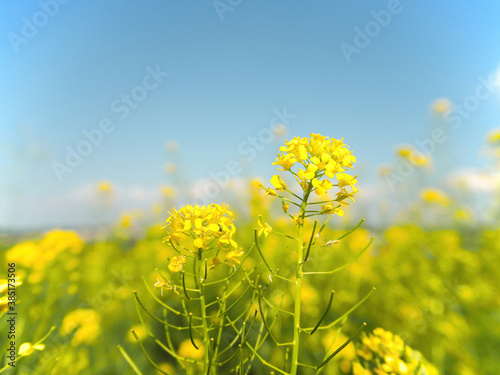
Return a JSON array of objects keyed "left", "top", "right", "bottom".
[
  {"left": 265, "top": 133, "right": 358, "bottom": 219},
  {"left": 270, "top": 133, "right": 357, "bottom": 196},
  {"left": 396, "top": 146, "right": 431, "bottom": 168},
  {"left": 6, "top": 230, "right": 84, "bottom": 284},
  {"left": 163, "top": 203, "right": 237, "bottom": 250},
  {"left": 162, "top": 203, "right": 241, "bottom": 272},
  {"left": 61, "top": 308, "right": 101, "bottom": 346},
  {"left": 420, "top": 188, "right": 450, "bottom": 207},
  {"left": 353, "top": 328, "right": 438, "bottom": 375}
]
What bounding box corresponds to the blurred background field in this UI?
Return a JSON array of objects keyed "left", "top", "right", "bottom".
[
  {"left": 1, "top": 1, "right": 500, "bottom": 374},
  {"left": 1, "top": 138, "right": 500, "bottom": 374}
]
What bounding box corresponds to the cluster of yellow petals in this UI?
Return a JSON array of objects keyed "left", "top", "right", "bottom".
[
  {"left": 487, "top": 129, "right": 500, "bottom": 145},
  {"left": 61, "top": 309, "right": 101, "bottom": 346},
  {"left": 396, "top": 146, "right": 431, "bottom": 168},
  {"left": 97, "top": 180, "right": 113, "bottom": 193},
  {"left": 431, "top": 98, "right": 452, "bottom": 115},
  {"left": 225, "top": 249, "right": 245, "bottom": 267},
  {"left": 353, "top": 328, "right": 438, "bottom": 375},
  {"left": 6, "top": 230, "right": 84, "bottom": 284},
  {"left": 270, "top": 134, "right": 357, "bottom": 202},
  {"left": 421, "top": 188, "right": 450, "bottom": 207},
  {"left": 163, "top": 204, "right": 237, "bottom": 251},
  {"left": 168, "top": 255, "right": 187, "bottom": 272}
]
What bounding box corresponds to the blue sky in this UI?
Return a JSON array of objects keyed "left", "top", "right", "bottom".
[{"left": 1, "top": 1, "right": 500, "bottom": 229}]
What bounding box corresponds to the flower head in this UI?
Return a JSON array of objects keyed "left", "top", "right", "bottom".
[
  {"left": 396, "top": 146, "right": 431, "bottom": 168},
  {"left": 97, "top": 180, "right": 113, "bottom": 193},
  {"left": 168, "top": 256, "right": 186, "bottom": 272},
  {"left": 488, "top": 129, "right": 500, "bottom": 145},
  {"left": 421, "top": 188, "right": 450, "bottom": 207},
  {"left": 163, "top": 204, "right": 238, "bottom": 250},
  {"left": 321, "top": 204, "right": 344, "bottom": 216},
  {"left": 61, "top": 309, "right": 100, "bottom": 346},
  {"left": 226, "top": 249, "right": 244, "bottom": 267},
  {"left": 353, "top": 328, "right": 438, "bottom": 375},
  {"left": 270, "top": 134, "right": 357, "bottom": 197},
  {"left": 270, "top": 175, "right": 287, "bottom": 191},
  {"left": 431, "top": 98, "right": 452, "bottom": 115}
]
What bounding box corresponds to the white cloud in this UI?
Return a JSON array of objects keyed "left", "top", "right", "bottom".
[{"left": 448, "top": 169, "right": 500, "bottom": 193}]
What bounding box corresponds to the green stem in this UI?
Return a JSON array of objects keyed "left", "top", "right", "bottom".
[
  {"left": 198, "top": 250, "right": 212, "bottom": 374},
  {"left": 290, "top": 185, "right": 311, "bottom": 375}
]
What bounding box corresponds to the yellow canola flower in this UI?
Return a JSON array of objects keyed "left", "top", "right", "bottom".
[
  {"left": 273, "top": 123, "right": 287, "bottom": 136},
  {"left": 353, "top": 328, "right": 438, "bottom": 375},
  {"left": 163, "top": 203, "right": 238, "bottom": 251},
  {"left": 61, "top": 309, "right": 101, "bottom": 346},
  {"left": 312, "top": 178, "right": 332, "bottom": 196},
  {"left": 40, "top": 230, "right": 85, "bottom": 256},
  {"left": 272, "top": 133, "right": 357, "bottom": 197},
  {"left": 118, "top": 214, "right": 133, "bottom": 228},
  {"left": 397, "top": 146, "right": 413, "bottom": 159},
  {"left": 487, "top": 129, "right": 500, "bottom": 145},
  {"left": 431, "top": 98, "right": 452, "bottom": 114},
  {"left": 336, "top": 187, "right": 356, "bottom": 205},
  {"left": 293, "top": 215, "right": 304, "bottom": 225},
  {"left": 7, "top": 230, "right": 84, "bottom": 272},
  {"left": 257, "top": 216, "right": 273, "bottom": 237},
  {"left": 178, "top": 339, "right": 204, "bottom": 360},
  {"left": 396, "top": 146, "right": 431, "bottom": 168},
  {"left": 421, "top": 188, "right": 450, "bottom": 207},
  {"left": 6, "top": 241, "right": 41, "bottom": 269},
  {"left": 321, "top": 204, "right": 344, "bottom": 217},
  {"left": 161, "top": 185, "right": 176, "bottom": 197},
  {"left": 353, "top": 362, "right": 372, "bottom": 375},
  {"left": 270, "top": 175, "right": 287, "bottom": 191},
  {"left": 264, "top": 188, "right": 277, "bottom": 197},
  {"left": 97, "top": 180, "right": 113, "bottom": 193},
  {"left": 168, "top": 256, "right": 186, "bottom": 272},
  {"left": 226, "top": 249, "right": 244, "bottom": 267},
  {"left": 18, "top": 343, "right": 45, "bottom": 356},
  {"left": 282, "top": 200, "right": 290, "bottom": 213}
]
